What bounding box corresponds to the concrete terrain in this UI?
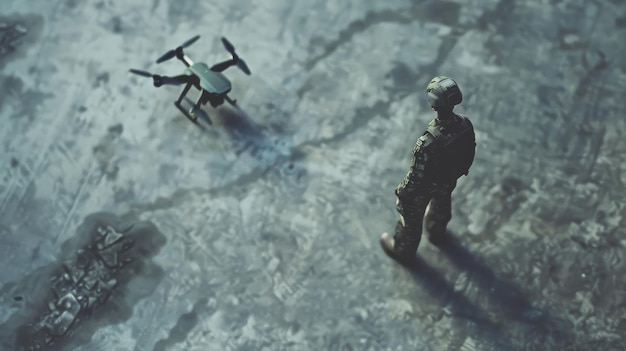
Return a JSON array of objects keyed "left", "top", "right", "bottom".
[{"left": 1, "top": 0, "right": 626, "bottom": 350}]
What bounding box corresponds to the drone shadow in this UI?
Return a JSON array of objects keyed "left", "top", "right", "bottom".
[
  {"left": 207, "top": 103, "right": 286, "bottom": 162},
  {"left": 395, "top": 231, "right": 573, "bottom": 349},
  {"left": 180, "top": 97, "right": 271, "bottom": 154},
  {"left": 213, "top": 105, "right": 265, "bottom": 142}
]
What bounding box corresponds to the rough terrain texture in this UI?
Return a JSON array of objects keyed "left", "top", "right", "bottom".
[{"left": 1, "top": 0, "right": 625, "bottom": 350}]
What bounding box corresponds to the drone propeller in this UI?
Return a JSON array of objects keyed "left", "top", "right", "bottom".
[
  {"left": 156, "top": 50, "right": 176, "bottom": 64},
  {"left": 156, "top": 35, "right": 201, "bottom": 64},
  {"left": 129, "top": 69, "right": 154, "bottom": 78},
  {"left": 182, "top": 35, "right": 201, "bottom": 48},
  {"left": 221, "top": 37, "right": 252, "bottom": 75},
  {"left": 237, "top": 58, "right": 251, "bottom": 75},
  {"left": 129, "top": 68, "right": 165, "bottom": 87},
  {"left": 221, "top": 37, "right": 236, "bottom": 55}
]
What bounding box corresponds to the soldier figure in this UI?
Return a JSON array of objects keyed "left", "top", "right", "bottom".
[{"left": 381, "top": 76, "right": 476, "bottom": 262}]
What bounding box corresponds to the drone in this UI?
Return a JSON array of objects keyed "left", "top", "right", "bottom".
[{"left": 129, "top": 35, "right": 251, "bottom": 125}]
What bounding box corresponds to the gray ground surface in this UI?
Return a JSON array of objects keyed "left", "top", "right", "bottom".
[{"left": 1, "top": 0, "right": 626, "bottom": 350}]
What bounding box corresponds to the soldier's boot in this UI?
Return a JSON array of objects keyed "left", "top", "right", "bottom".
[{"left": 380, "top": 222, "right": 419, "bottom": 263}]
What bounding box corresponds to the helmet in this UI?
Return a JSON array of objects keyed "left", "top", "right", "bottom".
[{"left": 426, "top": 76, "right": 462, "bottom": 109}]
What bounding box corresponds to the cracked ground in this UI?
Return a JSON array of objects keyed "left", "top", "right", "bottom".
[{"left": 1, "top": 0, "right": 626, "bottom": 350}]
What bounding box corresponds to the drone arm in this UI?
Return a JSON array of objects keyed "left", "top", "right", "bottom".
[
  {"left": 210, "top": 59, "right": 237, "bottom": 72},
  {"left": 158, "top": 74, "right": 194, "bottom": 86},
  {"left": 177, "top": 54, "right": 194, "bottom": 67}
]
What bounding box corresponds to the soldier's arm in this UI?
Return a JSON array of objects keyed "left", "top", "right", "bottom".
[{"left": 395, "top": 133, "right": 434, "bottom": 198}]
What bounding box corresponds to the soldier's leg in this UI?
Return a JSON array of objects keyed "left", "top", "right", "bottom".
[
  {"left": 424, "top": 183, "right": 456, "bottom": 242},
  {"left": 381, "top": 193, "right": 432, "bottom": 260}
]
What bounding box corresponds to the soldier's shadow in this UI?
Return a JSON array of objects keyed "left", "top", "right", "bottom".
[
  {"left": 395, "top": 230, "right": 571, "bottom": 349},
  {"left": 394, "top": 256, "right": 516, "bottom": 350},
  {"left": 435, "top": 231, "right": 566, "bottom": 326}
]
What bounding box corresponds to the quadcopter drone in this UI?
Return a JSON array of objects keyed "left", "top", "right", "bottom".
[{"left": 129, "top": 35, "right": 251, "bottom": 125}]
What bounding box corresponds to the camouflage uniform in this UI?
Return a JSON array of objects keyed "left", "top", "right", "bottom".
[{"left": 391, "top": 114, "right": 475, "bottom": 256}]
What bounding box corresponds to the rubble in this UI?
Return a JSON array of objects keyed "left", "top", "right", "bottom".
[
  {"left": 22, "top": 225, "right": 134, "bottom": 351},
  {"left": 0, "top": 21, "right": 27, "bottom": 58}
]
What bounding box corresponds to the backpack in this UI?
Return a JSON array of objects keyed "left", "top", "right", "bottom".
[{"left": 425, "top": 115, "right": 476, "bottom": 182}]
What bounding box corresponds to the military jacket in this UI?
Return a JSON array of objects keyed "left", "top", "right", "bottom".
[{"left": 396, "top": 114, "right": 475, "bottom": 198}]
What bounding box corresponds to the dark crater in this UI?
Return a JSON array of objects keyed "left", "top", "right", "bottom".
[{"left": 0, "top": 212, "right": 167, "bottom": 351}]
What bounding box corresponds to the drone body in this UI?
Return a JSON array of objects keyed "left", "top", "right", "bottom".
[
  {"left": 130, "top": 35, "right": 251, "bottom": 125},
  {"left": 188, "top": 62, "right": 231, "bottom": 95}
]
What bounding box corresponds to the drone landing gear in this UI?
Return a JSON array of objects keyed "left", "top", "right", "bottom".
[
  {"left": 172, "top": 82, "right": 213, "bottom": 126},
  {"left": 174, "top": 101, "right": 213, "bottom": 126},
  {"left": 174, "top": 101, "right": 196, "bottom": 124},
  {"left": 225, "top": 95, "right": 237, "bottom": 106}
]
